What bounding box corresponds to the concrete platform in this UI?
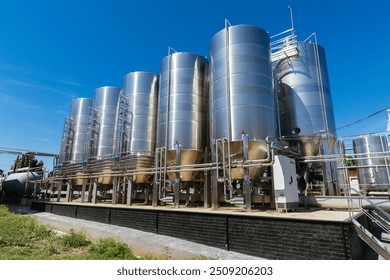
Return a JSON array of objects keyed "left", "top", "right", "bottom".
[
  {"left": 30, "top": 201, "right": 364, "bottom": 259},
  {"left": 38, "top": 199, "right": 355, "bottom": 222}
]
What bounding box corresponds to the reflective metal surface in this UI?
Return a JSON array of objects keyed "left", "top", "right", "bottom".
[
  {"left": 123, "top": 72, "right": 159, "bottom": 183},
  {"left": 157, "top": 52, "right": 209, "bottom": 181},
  {"left": 69, "top": 98, "right": 93, "bottom": 163},
  {"left": 276, "top": 42, "right": 336, "bottom": 159},
  {"left": 92, "top": 86, "right": 121, "bottom": 159},
  {"left": 209, "top": 25, "right": 275, "bottom": 179},
  {"left": 333, "top": 140, "right": 348, "bottom": 193},
  {"left": 353, "top": 134, "right": 390, "bottom": 192}
]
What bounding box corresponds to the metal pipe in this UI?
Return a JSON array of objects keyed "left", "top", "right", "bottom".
[
  {"left": 270, "top": 28, "right": 295, "bottom": 39},
  {"left": 303, "top": 195, "right": 390, "bottom": 211},
  {"left": 224, "top": 24, "right": 233, "bottom": 196},
  {"left": 163, "top": 52, "right": 172, "bottom": 193},
  {"left": 215, "top": 138, "right": 228, "bottom": 201},
  {"left": 312, "top": 35, "right": 329, "bottom": 135}
]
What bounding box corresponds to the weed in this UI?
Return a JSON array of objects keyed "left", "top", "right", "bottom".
[
  {"left": 161, "top": 246, "right": 172, "bottom": 260},
  {"left": 87, "top": 237, "right": 137, "bottom": 260},
  {"left": 59, "top": 229, "right": 91, "bottom": 249}
]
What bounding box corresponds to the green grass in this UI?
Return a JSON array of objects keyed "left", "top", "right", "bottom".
[{"left": 0, "top": 204, "right": 152, "bottom": 260}]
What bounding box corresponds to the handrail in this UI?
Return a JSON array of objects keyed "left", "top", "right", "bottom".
[{"left": 347, "top": 183, "right": 390, "bottom": 259}]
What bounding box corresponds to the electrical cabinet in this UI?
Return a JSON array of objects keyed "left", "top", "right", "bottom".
[{"left": 272, "top": 155, "right": 299, "bottom": 211}]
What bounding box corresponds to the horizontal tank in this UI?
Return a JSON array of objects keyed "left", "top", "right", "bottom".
[
  {"left": 92, "top": 86, "right": 121, "bottom": 159},
  {"left": 157, "top": 52, "right": 209, "bottom": 181},
  {"left": 353, "top": 134, "right": 390, "bottom": 192},
  {"left": 2, "top": 172, "right": 41, "bottom": 196},
  {"left": 209, "top": 24, "right": 275, "bottom": 179},
  {"left": 276, "top": 41, "right": 336, "bottom": 162},
  {"left": 123, "top": 72, "right": 159, "bottom": 183}
]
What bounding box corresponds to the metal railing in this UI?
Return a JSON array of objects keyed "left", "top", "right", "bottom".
[
  {"left": 270, "top": 28, "right": 297, "bottom": 53},
  {"left": 346, "top": 186, "right": 390, "bottom": 259}
]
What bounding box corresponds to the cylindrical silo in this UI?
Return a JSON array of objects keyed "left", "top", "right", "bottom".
[
  {"left": 58, "top": 98, "right": 93, "bottom": 165},
  {"left": 275, "top": 41, "right": 337, "bottom": 158},
  {"left": 156, "top": 52, "right": 209, "bottom": 181},
  {"left": 353, "top": 134, "right": 390, "bottom": 192},
  {"left": 209, "top": 24, "right": 275, "bottom": 179},
  {"left": 275, "top": 41, "right": 338, "bottom": 195},
  {"left": 92, "top": 86, "right": 121, "bottom": 159},
  {"left": 68, "top": 98, "right": 93, "bottom": 163},
  {"left": 58, "top": 118, "right": 71, "bottom": 165},
  {"left": 123, "top": 72, "right": 159, "bottom": 182},
  {"left": 333, "top": 140, "right": 349, "bottom": 194}
]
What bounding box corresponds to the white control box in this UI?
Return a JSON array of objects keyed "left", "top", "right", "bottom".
[{"left": 272, "top": 155, "right": 299, "bottom": 211}]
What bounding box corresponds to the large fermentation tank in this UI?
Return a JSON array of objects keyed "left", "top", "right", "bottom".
[
  {"left": 68, "top": 98, "right": 93, "bottom": 163},
  {"left": 353, "top": 134, "right": 390, "bottom": 192},
  {"left": 123, "top": 72, "right": 159, "bottom": 182},
  {"left": 275, "top": 42, "right": 336, "bottom": 159},
  {"left": 156, "top": 52, "right": 209, "bottom": 181},
  {"left": 2, "top": 172, "right": 41, "bottom": 196},
  {"left": 92, "top": 86, "right": 121, "bottom": 159},
  {"left": 209, "top": 24, "right": 275, "bottom": 179}
]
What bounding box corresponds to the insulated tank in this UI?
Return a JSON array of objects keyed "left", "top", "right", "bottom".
[
  {"left": 156, "top": 52, "right": 209, "bottom": 181},
  {"left": 68, "top": 98, "right": 93, "bottom": 163},
  {"left": 209, "top": 24, "right": 275, "bottom": 179},
  {"left": 92, "top": 86, "right": 121, "bottom": 159},
  {"left": 2, "top": 172, "right": 41, "bottom": 196},
  {"left": 275, "top": 42, "right": 336, "bottom": 159},
  {"left": 353, "top": 134, "right": 390, "bottom": 192},
  {"left": 123, "top": 72, "right": 159, "bottom": 183}
]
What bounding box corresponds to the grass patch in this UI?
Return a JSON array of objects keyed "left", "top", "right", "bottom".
[{"left": 0, "top": 205, "right": 146, "bottom": 260}]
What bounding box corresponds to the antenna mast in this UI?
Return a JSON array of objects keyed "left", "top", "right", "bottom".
[
  {"left": 387, "top": 109, "right": 390, "bottom": 135},
  {"left": 288, "top": 5, "right": 295, "bottom": 34}
]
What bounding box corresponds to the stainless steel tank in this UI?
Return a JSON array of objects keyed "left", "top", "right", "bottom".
[
  {"left": 92, "top": 86, "right": 121, "bottom": 159},
  {"left": 275, "top": 41, "right": 336, "bottom": 159},
  {"left": 333, "top": 140, "right": 349, "bottom": 194},
  {"left": 209, "top": 24, "right": 275, "bottom": 179},
  {"left": 123, "top": 72, "right": 159, "bottom": 183},
  {"left": 68, "top": 98, "right": 93, "bottom": 163},
  {"left": 353, "top": 134, "right": 390, "bottom": 192},
  {"left": 156, "top": 52, "right": 209, "bottom": 181},
  {"left": 58, "top": 121, "right": 69, "bottom": 165}
]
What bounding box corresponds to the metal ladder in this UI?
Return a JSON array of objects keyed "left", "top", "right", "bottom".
[{"left": 347, "top": 188, "right": 390, "bottom": 259}]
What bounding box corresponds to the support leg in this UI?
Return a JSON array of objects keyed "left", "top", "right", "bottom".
[
  {"left": 112, "top": 177, "right": 117, "bottom": 205},
  {"left": 211, "top": 171, "right": 219, "bottom": 210},
  {"left": 65, "top": 181, "right": 72, "bottom": 202},
  {"left": 57, "top": 183, "right": 62, "bottom": 202},
  {"left": 81, "top": 179, "right": 86, "bottom": 203},
  {"left": 204, "top": 170, "right": 211, "bottom": 208},
  {"left": 92, "top": 180, "right": 98, "bottom": 204},
  {"left": 127, "top": 177, "right": 132, "bottom": 206}
]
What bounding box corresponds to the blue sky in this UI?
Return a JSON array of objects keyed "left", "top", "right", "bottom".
[{"left": 0, "top": 0, "right": 389, "bottom": 172}]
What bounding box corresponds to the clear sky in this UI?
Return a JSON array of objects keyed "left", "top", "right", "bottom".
[{"left": 0, "top": 0, "right": 389, "bottom": 172}]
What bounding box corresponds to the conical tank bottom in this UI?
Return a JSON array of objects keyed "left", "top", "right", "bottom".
[
  {"left": 131, "top": 155, "right": 154, "bottom": 183},
  {"left": 217, "top": 140, "right": 268, "bottom": 180},
  {"left": 98, "top": 169, "right": 113, "bottom": 185}
]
